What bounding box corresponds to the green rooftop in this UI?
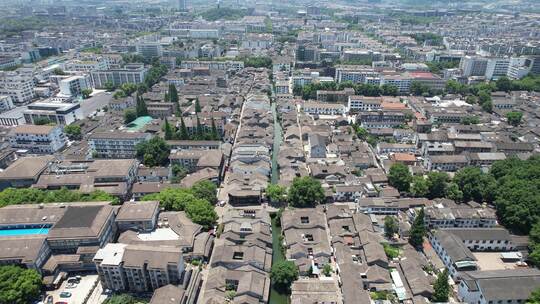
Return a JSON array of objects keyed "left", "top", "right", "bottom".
[{"left": 126, "top": 116, "right": 153, "bottom": 131}]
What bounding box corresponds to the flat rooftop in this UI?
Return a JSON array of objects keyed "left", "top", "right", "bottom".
[{"left": 54, "top": 205, "right": 102, "bottom": 229}]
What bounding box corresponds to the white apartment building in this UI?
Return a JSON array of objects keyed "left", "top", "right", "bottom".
[
  {"left": 91, "top": 64, "right": 148, "bottom": 88},
  {"left": 458, "top": 269, "right": 540, "bottom": 304},
  {"left": 59, "top": 75, "right": 92, "bottom": 97},
  {"left": 65, "top": 59, "right": 109, "bottom": 73},
  {"left": 0, "top": 71, "right": 35, "bottom": 104},
  {"left": 94, "top": 243, "right": 185, "bottom": 293},
  {"left": 0, "top": 95, "right": 15, "bottom": 113},
  {"left": 275, "top": 80, "right": 290, "bottom": 94},
  {"left": 428, "top": 229, "right": 478, "bottom": 280},
  {"left": 89, "top": 132, "right": 151, "bottom": 159},
  {"left": 9, "top": 124, "right": 67, "bottom": 154},
  {"left": 303, "top": 101, "right": 346, "bottom": 115},
  {"left": 335, "top": 66, "right": 381, "bottom": 84},
  {"left": 381, "top": 75, "right": 411, "bottom": 94},
  {"left": 507, "top": 57, "right": 532, "bottom": 80},
  {"left": 241, "top": 33, "right": 273, "bottom": 50},
  {"left": 189, "top": 29, "right": 220, "bottom": 39},
  {"left": 347, "top": 96, "right": 382, "bottom": 112}
]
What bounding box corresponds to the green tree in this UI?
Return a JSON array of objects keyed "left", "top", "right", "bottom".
[
  {"left": 64, "top": 124, "right": 82, "bottom": 140},
  {"left": 136, "top": 94, "right": 148, "bottom": 117},
  {"left": 432, "top": 269, "right": 450, "bottom": 302},
  {"left": 527, "top": 288, "right": 540, "bottom": 303},
  {"left": 384, "top": 216, "right": 399, "bottom": 238},
  {"left": 496, "top": 76, "right": 512, "bottom": 92},
  {"left": 288, "top": 177, "right": 325, "bottom": 207},
  {"left": 178, "top": 116, "right": 189, "bottom": 140},
  {"left": 103, "top": 294, "right": 138, "bottom": 304},
  {"left": 135, "top": 137, "right": 171, "bottom": 167},
  {"left": 506, "top": 111, "right": 523, "bottom": 127},
  {"left": 195, "top": 98, "right": 201, "bottom": 113},
  {"left": 381, "top": 84, "right": 398, "bottom": 96},
  {"left": 388, "top": 163, "right": 412, "bottom": 192},
  {"left": 489, "top": 156, "right": 540, "bottom": 234},
  {"left": 124, "top": 108, "right": 137, "bottom": 124},
  {"left": 171, "top": 164, "right": 188, "bottom": 183},
  {"left": 169, "top": 84, "right": 179, "bottom": 104},
  {"left": 210, "top": 117, "right": 219, "bottom": 140},
  {"left": 270, "top": 260, "right": 299, "bottom": 292},
  {"left": 266, "top": 184, "right": 287, "bottom": 203},
  {"left": 113, "top": 90, "right": 126, "bottom": 100},
  {"left": 34, "top": 117, "right": 54, "bottom": 125},
  {"left": 0, "top": 265, "right": 42, "bottom": 304},
  {"left": 81, "top": 88, "right": 93, "bottom": 99},
  {"left": 195, "top": 115, "right": 203, "bottom": 139},
  {"left": 409, "top": 208, "right": 426, "bottom": 248},
  {"left": 454, "top": 167, "right": 496, "bottom": 203},
  {"left": 322, "top": 264, "right": 333, "bottom": 277},
  {"left": 352, "top": 124, "right": 368, "bottom": 140},
  {"left": 411, "top": 176, "right": 429, "bottom": 198},
  {"left": 477, "top": 90, "right": 491, "bottom": 104},
  {"left": 142, "top": 187, "right": 196, "bottom": 211},
  {"left": 410, "top": 176, "right": 429, "bottom": 197},
  {"left": 185, "top": 198, "right": 218, "bottom": 230},
  {"left": 481, "top": 100, "right": 493, "bottom": 112},
  {"left": 191, "top": 180, "right": 217, "bottom": 204},
  {"left": 119, "top": 83, "right": 137, "bottom": 96},
  {"left": 410, "top": 81, "right": 431, "bottom": 96},
  {"left": 465, "top": 95, "right": 477, "bottom": 104},
  {"left": 242, "top": 56, "right": 273, "bottom": 69},
  {"left": 104, "top": 81, "right": 115, "bottom": 92},
  {"left": 164, "top": 118, "right": 174, "bottom": 140},
  {"left": 426, "top": 171, "right": 449, "bottom": 199},
  {"left": 461, "top": 116, "right": 479, "bottom": 125},
  {"left": 53, "top": 68, "right": 66, "bottom": 75},
  {"left": 445, "top": 182, "right": 463, "bottom": 202}
]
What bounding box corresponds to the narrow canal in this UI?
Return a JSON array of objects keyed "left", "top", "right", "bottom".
[
  {"left": 269, "top": 97, "right": 288, "bottom": 303},
  {"left": 269, "top": 215, "right": 288, "bottom": 304}
]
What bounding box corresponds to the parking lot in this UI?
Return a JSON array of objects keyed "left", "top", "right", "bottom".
[{"left": 46, "top": 274, "right": 99, "bottom": 304}]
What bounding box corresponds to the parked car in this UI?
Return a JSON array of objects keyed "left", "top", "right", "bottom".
[
  {"left": 59, "top": 292, "right": 71, "bottom": 298},
  {"left": 55, "top": 302, "right": 68, "bottom": 304},
  {"left": 46, "top": 295, "right": 53, "bottom": 304},
  {"left": 66, "top": 282, "right": 77, "bottom": 289}
]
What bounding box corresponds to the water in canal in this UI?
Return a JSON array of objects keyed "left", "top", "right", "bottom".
[
  {"left": 269, "top": 215, "right": 289, "bottom": 304},
  {"left": 269, "top": 100, "right": 288, "bottom": 304}
]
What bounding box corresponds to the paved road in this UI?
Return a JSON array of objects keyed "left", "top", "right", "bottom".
[{"left": 80, "top": 91, "right": 112, "bottom": 117}]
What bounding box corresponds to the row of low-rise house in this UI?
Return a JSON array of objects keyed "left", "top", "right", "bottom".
[
  {"left": 0, "top": 156, "right": 150, "bottom": 201},
  {"left": 224, "top": 70, "right": 274, "bottom": 206},
  {"left": 200, "top": 208, "right": 273, "bottom": 304}
]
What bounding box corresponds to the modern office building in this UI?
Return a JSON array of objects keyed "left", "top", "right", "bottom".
[
  {"left": 91, "top": 64, "right": 148, "bottom": 88},
  {"left": 23, "top": 101, "right": 83, "bottom": 125},
  {"left": 135, "top": 42, "right": 163, "bottom": 59}
]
